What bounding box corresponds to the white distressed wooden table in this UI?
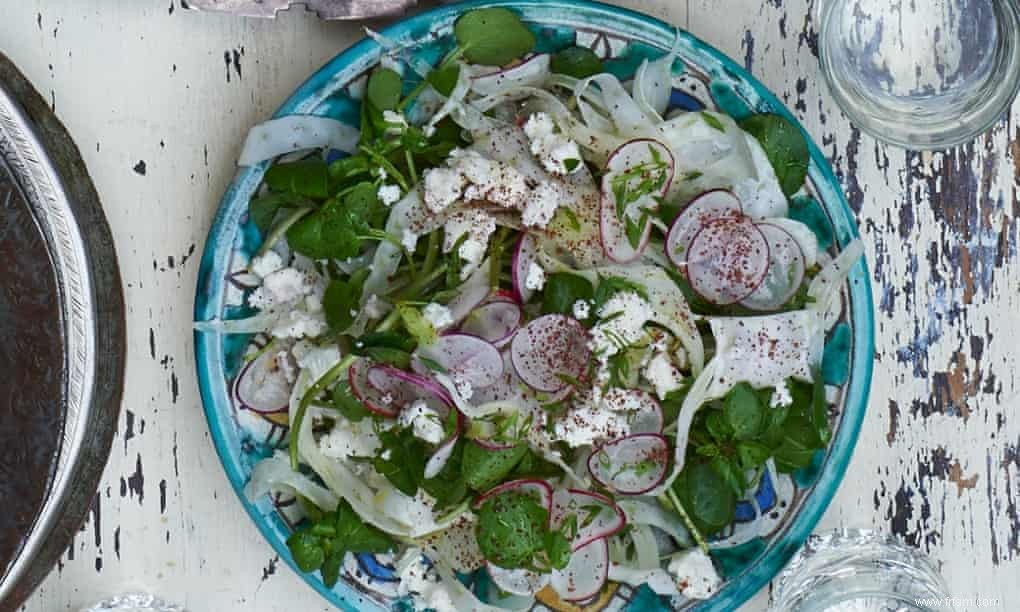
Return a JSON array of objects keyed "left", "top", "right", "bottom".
[{"left": 3, "top": 1, "right": 1018, "bottom": 610}]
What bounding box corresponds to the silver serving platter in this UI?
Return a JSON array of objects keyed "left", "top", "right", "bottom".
[{"left": 0, "top": 54, "right": 125, "bottom": 609}]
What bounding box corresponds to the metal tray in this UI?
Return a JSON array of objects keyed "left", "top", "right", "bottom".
[{"left": 0, "top": 53, "right": 125, "bottom": 610}]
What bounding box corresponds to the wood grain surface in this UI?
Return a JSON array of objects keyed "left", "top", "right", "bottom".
[{"left": 2, "top": 1, "right": 1016, "bottom": 610}]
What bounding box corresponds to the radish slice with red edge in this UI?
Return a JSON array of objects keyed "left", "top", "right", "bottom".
[
  {"left": 603, "top": 388, "right": 663, "bottom": 434},
  {"left": 458, "top": 300, "right": 523, "bottom": 348},
  {"left": 424, "top": 412, "right": 466, "bottom": 478},
  {"left": 348, "top": 358, "right": 401, "bottom": 418},
  {"left": 512, "top": 233, "right": 539, "bottom": 303},
  {"left": 664, "top": 189, "right": 743, "bottom": 268},
  {"left": 469, "top": 54, "right": 551, "bottom": 96},
  {"left": 599, "top": 138, "right": 674, "bottom": 263},
  {"left": 510, "top": 314, "right": 591, "bottom": 393},
  {"left": 550, "top": 537, "right": 609, "bottom": 602},
  {"left": 686, "top": 217, "right": 770, "bottom": 305},
  {"left": 551, "top": 489, "right": 626, "bottom": 550},
  {"left": 364, "top": 363, "right": 453, "bottom": 414},
  {"left": 588, "top": 433, "right": 671, "bottom": 495},
  {"left": 739, "top": 222, "right": 806, "bottom": 311},
  {"left": 233, "top": 349, "right": 290, "bottom": 414},
  {"left": 487, "top": 564, "right": 550, "bottom": 597},
  {"left": 412, "top": 333, "right": 503, "bottom": 388},
  {"left": 474, "top": 479, "right": 554, "bottom": 517}
]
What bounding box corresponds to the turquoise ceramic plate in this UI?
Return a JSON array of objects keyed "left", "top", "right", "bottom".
[{"left": 194, "top": 1, "right": 874, "bottom": 610}]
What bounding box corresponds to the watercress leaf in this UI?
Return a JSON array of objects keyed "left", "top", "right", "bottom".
[
  {"left": 320, "top": 550, "right": 344, "bottom": 588},
  {"left": 454, "top": 7, "right": 536, "bottom": 66},
  {"left": 286, "top": 530, "right": 325, "bottom": 572},
  {"left": 724, "top": 382, "right": 765, "bottom": 440},
  {"left": 542, "top": 272, "right": 595, "bottom": 315},
  {"left": 738, "top": 113, "right": 809, "bottom": 197},
  {"left": 366, "top": 68, "right": 403, "bottom": 112},
  {"left": 736, "top": 440, "right": 772, "bottom": 470},
  {"left": 287, "top": 197, "right": 367, "bottom": 260},
  {"left": 550, "top": 46, "right": 603, "bottom": 78},
  {"left": 324, "top": 277, "right": 362, "bottom": 332},
  {"left": 427, "top": 64, "right": 461, "bottom": 97},
  {"left": 334, "top": 499, "right": 395, "bottom": 553},
  {"left": 397, "top": 304, "right": 438, "bottom": 346},
  {"left": 344, "top": 181, "right": 387, "bottom": 229},
  {"left": 476, "top": 489, "right": 548, "bottom": 568},
  {"left": 592, "top": 276, "right": 648, "bottom": 311},
  {"left": 362, "top": 347, "right": 412, "bottom": 369},
  {"left": 249, "top": 192, "right": 312, "bottom": 233},
  {"left": 423, "top": 439, "right": 469, "bottom": 509},
  {"left": 374, "top": 428, "right": 426, "bottom": 496},
  {"left": 711, "top": 455, "right": 746, "bottom": 497},
  {"left": 329, "top": 154, "right": 372, "bottom": 183},
  {"left": 356, "top": 331, "right": 415, "bottom": 352},
  {"left": 265, "top": 160, "right": 330, "bottom": 199},
  {"left": 462, "top": 441, "right": 528, "bottom": 491},
  {"left": 332, "top": 380, "right": 370, "bottom": 422},
  {"left": 673, "top": 461, "right": 735, "bottom": 534},
  {"left": 511, "top": 448, "right": 564, "bottom": 479},
  {"left": 660, "top": 386, "right": 688, "bottom": 425},
  {"left": 705, "top": 409, "right": 732, "bottom": 444}
]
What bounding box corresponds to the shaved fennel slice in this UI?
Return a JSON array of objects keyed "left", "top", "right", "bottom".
[
  {"left": 616, "top": 498, "right": 692, "bottom": 548},
  {"left": 808, "top": 239, "right": 864, "bottom": 315},
  {"left": 467, "top": 54, "right": 551, "bottom": 97},
  {"left": 194, "top": 310, "right": 280, "bottom": 335},
  {"left": 631, "top": 524, "right": 661, "bottom": 571},
  {"left": 577, "top": 73, "right": 655, "bottom": 137},
  {"left": 238, "top": 116, "right": 359, "bottom": 166},
  {"left": 434, "top": 560, "right": 535, "bottom": 611},
  {"left": 633, "top": 33, "right": 678, "bottom": 119},
  {"left": 245, "top": 451, "right": 339, "bottom": 512},
  {"left": 425, "top": 64, "right": 472, "bottom": 134},
  {"left": 515, "top": 87, "right": 625, "bottom": 162}
]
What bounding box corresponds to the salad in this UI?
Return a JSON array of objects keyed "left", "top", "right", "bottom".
[{"left": 201, "top": 7, "right": 863, "bottom": 610}]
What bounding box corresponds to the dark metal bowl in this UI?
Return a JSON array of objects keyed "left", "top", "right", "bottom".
[{"left": 0, "top": 53, "right": 125, "bottom": 611}]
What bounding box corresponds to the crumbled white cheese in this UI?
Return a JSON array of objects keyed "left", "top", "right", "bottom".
[
  {"left": 524, "top": 262, "right": 546, "bottom": 291},
  {"left": 457, "top": 150, "right": 529, "bottom": 210},
  {"left": 667, "top": 549, "right": 722, "bottom": 600},
  {"left": 270, "top": 309, "right": 327, "bottom": 339},
  {"left": 572, "top": 299, "right": 592, "bottom": 320},
  {"left": 608, "top": 564, "right": 679, "bottom": 597},
  {"left": 375, "top": 166, "right": 388, "bottom": 180},
  {"left": 401, "top": 228, "right": 419, "bottom": 252},
  {"left": 378, "top": 183, "right": 401, "bottom": 206},
  {"left": 396, "top": 552, "right": 457, "bottom": 612},
  {"left": 588, "top": 291, "right": 655, "bottom": 358},
  {"left": 521, "top": 181, "right": 564, "bottom": 228},
  {"left": 443, "top": 209, "right": 496, "bottom": 274},
  {"left": 248, "top": 268, "right": 317, "bottom": 310},
  {"left": 293, "top": 344, "right": 340, "bottom": 380},
  {"left": 399, "top": 399, "right": 445, "bottom": 445},
  {"left": 249, "top": 251, "right": 284, "bottom": 278},
  {"left": 553, "top": 390, "right": 632, "bottom": 448},
  {"left": 643, "top": 352, "right": 685, "bottom": 400},
  {"left": 320, "top": 417, "right": 382, "bottom": 460},
  {"left": 423, "top": 167, "right": 465, "bottom": 213},
  {"left": 422, "top": 302, "right": 454, "bottom": 330},
  {"left": 523, "top": 112, "right": 583, "bottom": 175},
  {"left": 770, "top": 378, "right": 793, "bottom": 408}
]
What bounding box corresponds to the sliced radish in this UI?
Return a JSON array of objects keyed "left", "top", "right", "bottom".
[
  {"left": 470, "top": 53, "right": 551, "bottom": 96},
  {"left": 446, "top": 261, "right": 492, "bottom": 324},
  {"left": 600, "top": 138, "right": 674, "bottom": 263},
  {"left": 474, "top": 479, "right": 554, "bottom": 516},
  {"left": 512, "top": 234, "right": 539, "bottom": 303},
  {"left": 458, "top": 300, "right": 523, "bottom": 348},
  {"left": 664, "top": 189, "right": 743, "bottom": 267},
  {"left": 588, "top": 433, "right": 670, "bottom": 495},
  {"left": 510, "top": 314, "right": 591, "bottom": 393},
  {"left": 348, "top": 358, "right": 400, "bottom": 418},
  {"left": 234, "top": 350, "right": 290, "bottom": 414},
  {"left": 686, "top": 217, "right": 770, "bottom": 305},
  {"left": 487, "top": 564, "right": 550, "bottom": 597},
  {"left": 603, "top": 388, "right": 663, "bottom": 434},
  {"left": 363, "top": 363, "right": 453, "bottom": 415},
  {"left": 551, "top": 489, "right": 626, "bottom": 550},
  {"left": 550, "top": 537, "right": 609, "bottom": 602},
  {"left": 739, "top": 222, "right": 807, "bottom": 311},
  {"left": 413, "top": 334, "right": 503, "bottom": 389}
]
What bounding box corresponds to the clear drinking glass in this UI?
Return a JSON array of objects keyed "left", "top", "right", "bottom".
[
  {"left": 770, "top": 529, "right": 953, "bottom": 612},
  {"left": 818, "top": 0, "right": 1020, "bottom": 149},
  {"left": 80, "top": 593, "right": 185, "bottom": 612}
]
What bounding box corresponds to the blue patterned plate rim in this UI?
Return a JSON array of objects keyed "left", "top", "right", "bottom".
[{"left": 194, "top": 1, "right": 875, "bottom": 610}]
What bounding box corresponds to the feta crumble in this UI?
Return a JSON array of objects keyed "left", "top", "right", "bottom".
[
  {"left": 443, "top": 209, "right": 496, "bottom": 277},
  {"left": 401, "top": 228, "right": 419, "bottom": 252},
  {"left": 453, "top": 376, "right": 474, "bottom": 401},
  {"left": 270, "top": 309, "right": 328, "bottom": 339},
  {"left": 643, "top": 352, "right": 685, "bottom": 400},
  {"left": 572, "top": 299, "right": 592, "bottom": 320},
  {"left": 423, "top": 167, "right": 465, "bottom": 213},
  {"left": 320, "top": 417, "right": 382, "bottom": 460},
  {"left": 523, "top": 111, "right": 583, "bottom": 175},
  {"left": 770, "top": 378, "right": 793, "bottom": 408},
  {"left": 396, "top": 552, "right": 457, "bottom": 612},
  {"left": 553, "top": 389, "right": 632, "bottom": 448},
  {"left": 378, "top": 183, "right": 401, "bottom": 206},
  {"left": 249, "top": 251, "right": 284, "bottom": 278},
  {"left": 399, "top": 400, "right": 445, "bottom": 445},
  {"left": 521, "top": 181, "right": 564, "bottom": 228},
  {"left": 524, "top": 262, "right": 546, "bottom": 291},
  {"left": 667, "top": 549, "right": 722, "bottom": 600},
  {"left": 422, "top": 302, "right": 454, "bottom": 330},
  {"left": 248, "top": 268, "right": 317, "bottom": 310},
  {"left": 588, "top": 291, "right": 655, "bottom": 358}
]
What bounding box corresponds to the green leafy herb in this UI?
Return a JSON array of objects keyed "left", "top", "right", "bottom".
[
  {"left": 700, "top": 112, "right": 726, "bottom": 133},
  {"left": 323, "top": 268, "right": 369, "bottom": 332},
  {"left": 462, "top": 441, "right": 528, "bottom": 491},
  {"left": 426, "top": 64, "right": 461, "bottom": 97},
  {"left": 332, "top": 380, "right": 370, "bottom": 422},
  {"left": 541, "top": 272, "right": 595, "bottom": 315},
  {"left": 249, "top": 192, "right": 313, "bottom": 233},
  {"left": 739, "top": 113, "right": 809, "bottom": 196},
  {"left": 374, "top": 428, "right": 427, "bottom": 496},
  {"left": 550, "top": 46, "right": 603, "bottom": 78},
  {"left": 366, "top": 68, "right": 403, "bottom": 112},
  {"left": 285, "top": 500, "right": 394, "bottom": 586},
  {"left": 454, "top": 8, "right": 536, "bottom": 66},
  {"left": 723, "top": 382, "right": 765, "bottom": 440},
  {"left": 265, "top": 160, "right": 330, "bottom": 199},
  {"left": 397, "top": 304, "right": 439, "bottom": 346},
  {"left": 609, "top": 147, "right": 669, "bottom": 220},
  {"left": 422, "top": 439, "right": 469, "bottom": 509},
  {"left": 286, "top": 182, "right": 384, "bottom": 260},
  {"left": 593, "top": 276, "right": 648, "bottom": 312},
  {"left": 476, "top": 490, "right": 548, "bottom": 568},
  {"left": 671, "top": 461, "right": 736, "bottom": 535}
]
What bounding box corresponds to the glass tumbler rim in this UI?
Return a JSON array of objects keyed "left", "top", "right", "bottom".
[{"left": 818, "top": 0, "right": 1020, "bottom": 150}]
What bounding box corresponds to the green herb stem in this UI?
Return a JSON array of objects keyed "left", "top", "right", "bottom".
[
  {"left": 290, "top": 354, "right": 358, "bottom": 470},
  {"left": 421, "top": 230, "right": 440, "bottom": 277},
  {"left": 373, "top": 308, "right": 402, "bottom": 333},
  {"left": 394, "top": 263, "right": 448, "bottom": 302},
  {"left": 663, "top": 489, "right": 710, "bottom": 554},
  {"left": 358, "top": 145, "right": 408, "bottom": 191}
]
